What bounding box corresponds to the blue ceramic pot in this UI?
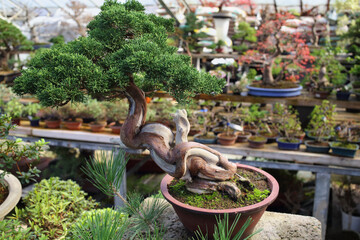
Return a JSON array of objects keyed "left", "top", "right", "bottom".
[
  {"left": 336, "top": 91, "right": 351, "bottom": 101},
  {"left": 194, "top": 134, "right": 217, "bottom": 144},
  {"left": 304, "top": 141, "right": 330, "bottom": 153},
  {"left": 329, "top": 142, "right": 359, "bottom": 158},
  {"left": 276, "top": 138, "right": 301, "bottom": 150},
  {"left": 30, "top": 119, "right": 40, "bottom": 127},
  {"left": 247, "top": 85, "right": 302, "bottom": 97}
]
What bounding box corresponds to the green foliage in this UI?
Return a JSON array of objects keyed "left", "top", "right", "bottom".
[
  {"left": 307, "top": 100, "right": 336, "bottom": 142},
  {"left": 273, "top": 103, "right": 302, "bottom": 140},
  {"left": 192, "top": 213, "right": 261, "bottom": 240},
  {"left": 175, "top": 12, "right": 209, "bottom": 53},
  {"left": 66, "top": 208, "right": 128, "bottom": 240},
  {"left": 13, "top": 177, "right": 99, "bottom": 239},
  {"left": 102, "top": 99, "right": 128, "bottom": 123},
  {"left": 14, "top": 0, "right": 224, "bottom": 106},
  {"left": 0, "top": 218, "right": 35, "bottom": 240},
  {"left": 232, "top": 22, "right": 257, "bottom": 53},
  {"left": 49, "top": 35, "right": 65, "bottom": 45},
  {"left": 77, "top": 98, "right": 107, "bottom": 121},
  {"left": 83, "top": 149, "right": 168, "bottom": 238},
  {"left": 24, "top": 102, "right": 42, "bottom": 118},
  {"left": 0, "top": 114, "right": 47, "bottom": 185},
  {"left": 4, "top": 98, "right": 24, "bottom": 118},
  {"left": 0, "top": 19, "right": 33, "bottom": 70}
]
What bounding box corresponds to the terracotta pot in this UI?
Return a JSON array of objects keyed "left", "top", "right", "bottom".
[
  {"left": 110, "top": 125, "right": 122, "bottom": 134},
  {"left": 90, "top": 123, "right": 106, "bottom": 132},
  {"left": 45, "top": 120, "right": 61, "bottom": 129},
  {"left": 0, "top": 171, "right": 22, "bottom": 220},
  {"left": 11, "top": 118, "right": 21, "bottom": 126},
  {"left": 248, "top": 136, "right": 267, "bottom": 149},
  {"left": 217, "top": 133, "right": 237, "bottom": 146},
  {"left": 161, "top": 164, "right": 279, "bottom": 239},
  {"left": 237, "top": 132, "right": 252, "bottom": 143},
  {"left": 65, "top": 121, "right": 82, "bottom": 130}
]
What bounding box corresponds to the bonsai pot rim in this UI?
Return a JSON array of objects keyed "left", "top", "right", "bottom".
[
  {"left": 329, "top": 142, "right": 359, "bottom": 158},
  {"left": 160, "top": 164, "right": 279, "bottom": 237},
  {"left": 236, "top": 131, "right": 252, "bottom": 143},
  {"left": 276, "top": 137, "right": 301, "bottom": 150},
  {"left": 246, "top": 85, "right": 302, "bottom": 97},
  {"left": 194, "top": 133, "right": 217, "bottom": 144},
  {"left": 0, "top": 170, "right": 22, "bottom": 220},
  {"left": 217, "top": 132, "right": 237, "bottom": 145},
  {"left": 305, "top": 140, "right": 330, "bottom": 153}
]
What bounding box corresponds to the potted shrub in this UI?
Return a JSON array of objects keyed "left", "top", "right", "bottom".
[
  {"left": 78, "top": 99, "right": 107, "bottom": 132},
  {"left": 0, "top": 114, "right": 47, "bottom": 220},
  {"left": 13, "top": 1, "right": 279, "bottom": 237},
  {"left": 103, "top": 100, "right": 128, "bottom": 134},
  {"left": 273, "top": 103, "right": 302, "bottom": 150},
  {"left": 24, "top": 103, "right": 42, "bottom": 127},
  {"left": 331, "top": 122, "right": 359, "bottom": 158},
  {"left": 217, "top": 116, "right": 238, "bottom": 146},
  {"left": 231, "top": 21, "right": 257, "bottom": 54},
  {"left": 39, "top": 107, "right": 62, "bottom": 129},
  {"left": 3, "top": 98, "right": 24, "bottom": 125},
  {"left": 193, "top": 110, "right": 218, "bottom": 144},
  {"left": 305, "top": 100, "right": 336, "bottom": 153},
  {"left": 230, "top": 68, "right": 256, "bottom": 96},
  {"left": 58, "top": 103, "right": 83, "bottom": 130}
]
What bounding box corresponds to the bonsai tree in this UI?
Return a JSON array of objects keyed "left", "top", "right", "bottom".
[
  {"left": 0, "top": 19, "right": 33, "bottom": 71},
  {"left": 306, "top": 100, "right": 336, "bottom": 142},
  {"left": 232, "top": 21, "right": 257, "bottom": 53},
  {"left": 273, "top": 103, "right": 302, "bottom": 142},
  {"left": 14, "top": 0, "right": 239, "bottom": 197},
  {"left": 240, "top": 12, "right": 313, "bottom": 87}
]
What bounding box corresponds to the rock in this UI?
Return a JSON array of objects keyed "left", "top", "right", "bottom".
[{"left": 128, "top": 198, "right": 322, "bottom": 240}]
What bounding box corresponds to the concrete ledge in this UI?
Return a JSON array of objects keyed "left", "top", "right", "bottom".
[{"left": 145, "top": 198, "right": 322, "bottom": 239}]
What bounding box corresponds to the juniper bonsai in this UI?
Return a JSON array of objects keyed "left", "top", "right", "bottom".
[{"left": 14, "top": 0, "right": 240, "bottom": 198}]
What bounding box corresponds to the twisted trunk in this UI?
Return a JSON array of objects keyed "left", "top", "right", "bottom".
[{"left": 120, "top": 81, "right": 238, "bottom": 196}]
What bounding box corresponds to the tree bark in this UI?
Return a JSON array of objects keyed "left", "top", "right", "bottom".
[
  {"left": 120, "top": 80, "right": 239, "bottom": 196},
  {"left": 262, "top": 60, "right": 274, "bottom": 85}
]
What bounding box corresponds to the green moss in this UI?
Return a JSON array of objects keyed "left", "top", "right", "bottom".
[
  {"left": 332, "top": 142, "right": 358, "bottom": 150},
  {"left": 168, "top": 172, "right": 271, "bottom": 210}
]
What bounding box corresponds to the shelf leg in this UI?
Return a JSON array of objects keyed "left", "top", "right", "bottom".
[{"left": 313, "top": 172, "right": 331, "bottom": 240}]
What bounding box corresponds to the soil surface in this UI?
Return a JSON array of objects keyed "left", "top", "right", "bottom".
[
  {"left": 168, "top": 169, "right": 270, "bottom": 210},
  {"left": 0, "top": 185, "right": 9, "bottom": 205},
  {"left": 307, "top": 141, "right": 329, "bottom": 147}
]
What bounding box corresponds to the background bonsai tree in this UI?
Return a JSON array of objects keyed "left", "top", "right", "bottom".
[
  {"left": 14, "top": 0, "right": 240, "bottom": 197},
  {"left": 0, "top": 19, "right": 33, "bottom": 71},
  {"left": 273, "top": 103, "right": 302, "bottom": 142},
  {"left": 240, "top": 12, "right": 313, "bottom": 87},
  {"left": 306, "top": 100, "right": 336, "bottom": 142},
  {"left": 232, "top": 21, "right": 257, "bottom": 53}
]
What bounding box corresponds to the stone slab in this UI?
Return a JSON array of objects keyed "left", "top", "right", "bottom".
[{"left": 143, "top": 198, "right": 322, "bottom": 240}]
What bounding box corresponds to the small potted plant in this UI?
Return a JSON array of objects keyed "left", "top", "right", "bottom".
[
  {"left": 104, "top": 100, "right": 128, "bottom": 134},
  {"left": 330, "top": 123, "right": 359, "bottom": 158},
  {"left": 78, "top": 99, "right": 107, "bottom": 132},
  {"left": 217, "top": 117, "right": 238, "bottom": 146},
  {"left": 39, "top": 107, "right": 62, "bottom": 129},
  {"left": 233, "top": 108, "right": 252, "bottom": 143},
  {"left": 193, "top": 110, "right": 218, "bottom": 144},
  {"left": 305, "top": 100, "right": 336, "bottom": 153},
  {"left": 230, "top": 69, "right": 256, "bottom": 96},
  {"left": 274, "top": 103, "right": 302, "bottom": 150},
  {"left": 58, "top": 103, "right": 83, "bottom": 130},
  {"left": 24, "top": 103, "right": 42, "bottom": 127},
  {"left": 3, "top": 98, "right": 24, "bottom": 125}
]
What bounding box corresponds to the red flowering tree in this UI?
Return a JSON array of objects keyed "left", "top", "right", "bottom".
[{"left": 240, "top": 12, "right": 314, "bottom": 86}]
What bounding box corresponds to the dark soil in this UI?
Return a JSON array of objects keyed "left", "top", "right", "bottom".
[
  {"left": 0, "top": 185, "right": 9, "bottom": 205},
  {"left": 168, "top": 169, "right": 270, "bottom": 210},
  {"left": 251, "top": 81, "right": 298, "bottom": 89},
  {"left": 307, "top": 141, "right": 329, "bottom": 147}
]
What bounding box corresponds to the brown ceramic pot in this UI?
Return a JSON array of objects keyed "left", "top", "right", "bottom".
[
  {"left": 236, "top": 131, "right": 252, "bottom": 143},
  {"left": 161, "top": 164, "right": 279, "bottom": 239},
  {"left": 248, "top": 136, "right": 267, "bottom": 149},
  {"left": 65, "top": 121, "right": 82, "bottom": 130},
  {"left": 217, "top": 133, "right": 237, "bottom": 146},
  {"left": 314, "top": 90, "right": 331, "bottom": 99},
  {"left": 45, "top": 120, "right": 61, "bottom": 129},
  {"left": 90, "top": 123, "right": 106, "bottom": 132},
  {"left": 11, "top": 118, "right": 21, "bottom": 126},
  {"left": 110, "top": 125, "right": 122, "bottom": 134}
]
